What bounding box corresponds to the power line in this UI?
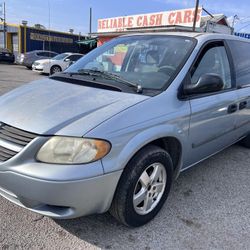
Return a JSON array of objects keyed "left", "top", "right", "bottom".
[{"left": 237, "top": 22, "right": 250, "bottom": 32}]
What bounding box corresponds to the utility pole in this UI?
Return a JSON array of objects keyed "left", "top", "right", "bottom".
[
  {"left": 0, "top": 2, "right": 6, "bottom": 48},
  {"left": 89, "top": 7, "right": 92, "bottom": 38},
  {"left": 232, "top": 15, "right": 239, "bottom": 28},
  {"left": 192, "top": 0, "right": 199, "bottom": 32},
  {"left": 3, "top": 2, "right": 6, "bottom": 48}
]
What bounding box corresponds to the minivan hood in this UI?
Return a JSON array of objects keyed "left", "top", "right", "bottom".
[{"left": 0, "top": 79, "right": 148, "bottom": 136}]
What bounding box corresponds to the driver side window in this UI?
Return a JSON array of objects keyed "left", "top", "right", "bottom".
[{"left": 191, "top": 43, "right": 232, "bottom": 89}]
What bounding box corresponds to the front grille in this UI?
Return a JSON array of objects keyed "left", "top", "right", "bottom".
[
  {"left": 0, "top": 146, "right": 17, "bottom": 162},
  {"left": 0, "top": 123, "right": 37, "bottom": 162}
]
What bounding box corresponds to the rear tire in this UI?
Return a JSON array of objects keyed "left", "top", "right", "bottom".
[
  {"left": 240, "top": 134, "right": 250, "bottom": 148},
  {"left": 109, "top": 145, "right": 173, "bottom": 227}
]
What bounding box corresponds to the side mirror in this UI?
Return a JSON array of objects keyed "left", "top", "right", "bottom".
[
  {"left": 64, "top": 58, "right": 70, "bottom": 62},
  {"left": 183, "top": 73, "right": 224, "bottom": 95}
]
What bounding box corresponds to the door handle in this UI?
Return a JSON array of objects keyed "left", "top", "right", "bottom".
[
  {"left": 239, "top": 101, "right": 247, "bottom": 110},
  {"left": 227, "top": 104, "right": 238, "bottom": 114}
]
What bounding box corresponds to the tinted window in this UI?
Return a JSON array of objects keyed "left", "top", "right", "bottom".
[
  {"left": 38, "top": 52, "right": 54, "bottom": 57},
  {"left": 191, "top": 44, "right": 232, "bottom": 89},
  {"left": 36, "top": 52, "right": 46, "bottom": 57},
  {"left": 228, "top": 40, "right": 250, "bottom": 87},
  {"left": 51, "top": 52, "right": 58, "bottom": 57},
  {"left": 43, "top": 52, "right": 52, "bottom": 57}
]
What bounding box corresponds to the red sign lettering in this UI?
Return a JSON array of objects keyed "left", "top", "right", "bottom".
[
  {"left": 168, "top": 12, "right": 176, "bottom": 25},
  {"left": 97, "top": 8, "right": 202, "bottom": 32},
  {"left": 137, "top": 16, "right": 143, "bottom": 26}
]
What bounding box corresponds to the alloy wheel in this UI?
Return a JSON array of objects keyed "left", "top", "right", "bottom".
[{"left": 133, "top": 162, "right": 167, "bottom": 215}]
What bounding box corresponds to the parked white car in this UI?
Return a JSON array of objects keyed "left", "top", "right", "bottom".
[{"left": 32, "top": 53, "right": 83, "bottom": 74}]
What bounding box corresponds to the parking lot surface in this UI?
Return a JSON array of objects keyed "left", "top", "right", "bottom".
[
  {"left": 0, "top": 64, "right": 44, "bottom": 95},
  {"left": 0, "top": 64, "right": 249, "bottom": 250}
]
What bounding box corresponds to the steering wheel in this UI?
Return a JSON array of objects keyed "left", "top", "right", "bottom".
[{"left": 158, "top": 65, "right": 176, "bottom": 75}]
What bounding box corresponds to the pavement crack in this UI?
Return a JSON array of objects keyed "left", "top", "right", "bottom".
[{"left": 32, "top": 215, "right": 44, "bottom": 222}]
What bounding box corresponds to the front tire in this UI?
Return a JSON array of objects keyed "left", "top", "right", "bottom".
[
  {"left": 110, "top": 145, "right": 173, "bottom": 227},
  {"left": 50, "top": 65, "right": 62, "bottom": 75},
  {"left": 240, "top": 134, "right": 250, "bottom": 148}
]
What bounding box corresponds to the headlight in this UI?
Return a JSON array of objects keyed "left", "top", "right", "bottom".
[
  {"left": 37, "top": 136, "right": 111, "bottom": 164},
  {"left": 19, "top": 54, "right": 24, "bottom": 62}
]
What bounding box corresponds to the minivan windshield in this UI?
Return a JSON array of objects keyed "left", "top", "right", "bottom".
[{"left": 65, "top": 35, "right": 195, "bottom": 91}]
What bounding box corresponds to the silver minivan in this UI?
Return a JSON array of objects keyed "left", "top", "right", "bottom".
[{"left": 0, "top": 32, "right": 249, "bottom": 227}]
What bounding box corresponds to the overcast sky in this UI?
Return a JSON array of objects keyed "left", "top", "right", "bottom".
[{"left": 2, "top": 0, "right": 250, "bottom": 34}]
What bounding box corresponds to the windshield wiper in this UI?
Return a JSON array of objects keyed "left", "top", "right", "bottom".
[{"left": 67, "top": 69, "right": 143, "bottom": 93}]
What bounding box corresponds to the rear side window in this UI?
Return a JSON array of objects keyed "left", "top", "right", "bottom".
[
  {"left": 227, "top": 40, "right": 250, "bottom": 87},
  {"left": 42, "top": 52, "right": 50, "bottom": 57},
  {"left": 36, "top": 52, "right": 46, "bottom": 57},
  {"left": 44, "top": 52, "right": 56, "bottom": 57},
  {"left": 51, "top": 52, "right": 58, "bottom": 57}
]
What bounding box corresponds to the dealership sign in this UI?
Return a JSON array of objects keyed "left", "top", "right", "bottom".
[
  {"left": 30, "top": 33, "right": 73, "bottom": 44},
  {"left": 98, "top": 8, "right": 202, "bottom": 33},
  {"left": 234, "top": 32, "right": 250, "bottom": 39}
]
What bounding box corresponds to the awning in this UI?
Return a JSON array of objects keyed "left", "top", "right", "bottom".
[{"left": 76, "top": 38, "right": 97, "bottom": 48}]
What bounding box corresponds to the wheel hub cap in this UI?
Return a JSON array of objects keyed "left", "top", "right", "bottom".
[{"left": 133, "top": 163, "right": 167, "bottom": 215}]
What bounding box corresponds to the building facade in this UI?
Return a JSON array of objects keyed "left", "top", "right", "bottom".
[{"left": 0, "top": 22, "right": 86, "bottom": 56}]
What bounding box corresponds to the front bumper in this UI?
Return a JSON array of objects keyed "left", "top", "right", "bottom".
[
  {"left": 0, "top": 56, "right": 15, "bottom": 63},
  {"left": 0, "top": 169, "right": 122, "bottom": 219},
  {"left": 32, "top": 65, "right": 45, "bottom": 73},
  {"left": 0, "top": 134, "right": 122, "bottom": 219}
]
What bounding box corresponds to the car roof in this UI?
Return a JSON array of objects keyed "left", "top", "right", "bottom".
[
  {"left": 122, "top": 32, "right": 250, "bottom": 43},
  {"left": 26, "top": 50, "right": 58, "bottom": 54}
]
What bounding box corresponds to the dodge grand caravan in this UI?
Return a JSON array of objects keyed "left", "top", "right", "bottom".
[{"left": 0, "top": 32, "right": 249, "bottom": 227}]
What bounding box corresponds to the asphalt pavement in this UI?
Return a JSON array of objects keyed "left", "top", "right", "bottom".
[{"left": 0, "top": 64, "right": 249, "bottom": 250}]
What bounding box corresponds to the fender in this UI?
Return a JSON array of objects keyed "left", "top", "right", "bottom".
[{"left": 101, "top": 123, "right": 189, "bottom": 176}]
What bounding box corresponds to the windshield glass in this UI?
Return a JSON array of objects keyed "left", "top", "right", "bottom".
[
  {"left": 52, "top": 53, "right": 68, "bottom": 60},
  {"left": 66, "top": 35, "right": 195, "bottom": 90}
]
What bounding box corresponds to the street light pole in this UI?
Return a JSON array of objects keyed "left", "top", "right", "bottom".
[{"left": 89, "top": 7, "right": 92, "bottom": 38}]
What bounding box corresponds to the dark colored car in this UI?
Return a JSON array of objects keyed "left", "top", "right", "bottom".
[
  {"left": 16, "top": 50, "right": 58, "bottom": 69},
  {"left": 0, "top": 48, "right": 15, "bottom": 63}
]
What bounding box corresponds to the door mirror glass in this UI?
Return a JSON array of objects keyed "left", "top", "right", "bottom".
[{"left": 184, "top": 73, "right": 224, "bottom": 95}]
